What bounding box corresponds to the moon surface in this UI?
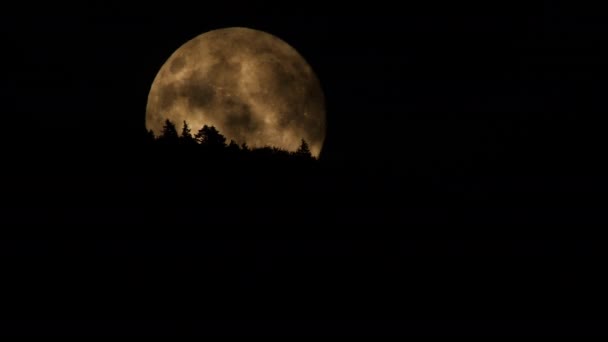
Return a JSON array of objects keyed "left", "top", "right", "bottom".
[{"left": 146, "top": 27, "right": 326, "bottom": 157}]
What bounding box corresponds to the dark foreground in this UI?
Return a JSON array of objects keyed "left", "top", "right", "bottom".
[{"left": 2, "top": 146, "right": 607, "bottom": 336}]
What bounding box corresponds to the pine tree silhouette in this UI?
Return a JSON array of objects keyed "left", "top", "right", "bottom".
[
  {"left": 158, "top": 119, "right": 179, "bottom": 144},
  {"left": 195, "top": 125, "right": 226, "bottom": 149},
  {"left": 227, "top": 139, "right": 241, "bottom": 153},
  {"left": 180, "top": 121, "right": 196, "bottom": 145},
  {"left": 294, "top": 139, "right": 313, "bottom": 160},
  {"left": 145, "top": 128, "right": 155, "bottom": 145}
]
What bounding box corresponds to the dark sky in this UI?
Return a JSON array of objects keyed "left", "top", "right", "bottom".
[
  {"left": 3, "top": 3, "right": 608, "bottom": 335},
  {"left": 4, "top": 2, "right": 608, "bottom": 169}
]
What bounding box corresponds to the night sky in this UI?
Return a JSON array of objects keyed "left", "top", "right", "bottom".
[
  {"left": 4, "top": 3, "right": 608, "bottom": 163},
  {"left": 2, "top": 1, "right": 608, "bottom": 336}
]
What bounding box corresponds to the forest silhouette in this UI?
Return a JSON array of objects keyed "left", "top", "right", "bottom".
[{"left": 146, "top": 119, "right": 316, "bottom": 163}]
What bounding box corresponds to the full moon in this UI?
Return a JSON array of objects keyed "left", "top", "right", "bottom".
[{"left": 146, "top": 27, "right": 326, "bottom": 157}]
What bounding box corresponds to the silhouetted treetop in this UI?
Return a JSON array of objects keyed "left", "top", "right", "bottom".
[
  {"left": 148, "top": 119, "right": 317, "bottom": 162},
  {"left": 145, "top": 129, "right": 155, "bottom": 144},
  {"left": 227, "top": 140, "right": 240, "bottom": 153},
  {"left": 158, "top": 119, "right": 179, "bottom": 144},
  {"left": 195, "top": 125, "right": 226, "bottom": 149},
  {"left": 180, "top": 121, "right": 196, "bottom": 145},
  {"left": 294, "top": 139, "right": 313, "bottom": 160}
]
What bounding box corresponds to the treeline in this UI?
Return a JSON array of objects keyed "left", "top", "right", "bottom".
[{"left": 145, "top": 119, "right": 315, "bottom": 162}]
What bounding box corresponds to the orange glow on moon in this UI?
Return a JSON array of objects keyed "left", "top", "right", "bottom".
[{"left": 146, "top": 27, "right": 326, "bottom": 157}]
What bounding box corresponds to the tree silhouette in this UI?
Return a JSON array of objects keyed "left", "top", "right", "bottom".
[
  {"left": 227, "top": 139, "right": 240, "bottom": 153},
  {"left": 180, "top": 121, "right": 196, "bottom": 145},
  {"left": 148, "top": 119, "right": 319, "bottom": 164},
  {"left": 294, "top": 139, "right": 313, "bottom": 160},
  {"left": 158, "top": 119, "right": 179, "bottom": 144},
  {"left": 195, "top": 125, "right": 226, "bottom": 149},
  {"left": 145, "top": 129, "right": 155, "bottom": 145}
]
